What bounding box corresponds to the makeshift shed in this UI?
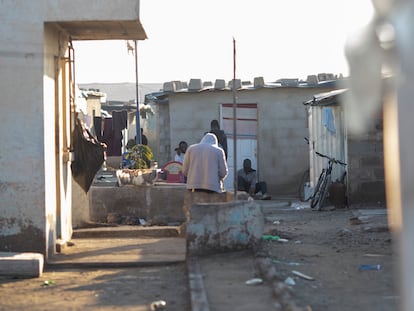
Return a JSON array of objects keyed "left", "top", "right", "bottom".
[{"left": 304, "top": 89, "right": 386, "bottom": 205}]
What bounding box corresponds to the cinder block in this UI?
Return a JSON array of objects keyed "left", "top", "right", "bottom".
[
  {"left": 228, "top": 79, "right": 241, "bottom": 90},
  {"left": 188, "top": 79, "right": 202, "bottom": 91},
  {"left": 254, "top": 76, "right": 265, "bottom": 88},
  {"left": 0, "top": 252, "right": 44, "bottom": 277},
  {"left": 214, "top": 79, "right": 226, "bottom": 90},
  {"left": 163, "top": 81, "right": 176, "bottom": 92}
]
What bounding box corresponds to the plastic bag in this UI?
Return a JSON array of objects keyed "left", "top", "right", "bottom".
[{"left": 71, "top": 117, "right": 105, "bottom": 192}]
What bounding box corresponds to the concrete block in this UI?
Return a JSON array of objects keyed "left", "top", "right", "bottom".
[
  {"left": 188, "top": 79, "right": 202, "bottom": 91},
  {"left": 254, "top": 76, "right": 265, "bottom": 88},
  {"left": 186, "top": 200, "right": 264, "bottom": 256},
  {"left": 172, "top": 80, "right": 183, "bottom": 90},
  {"left": 163, "top": 81, "right": 176, "bottom": 92},
  {"left": 360, "top": 156, "right": 383, "bottom": 167},
  {"left": 0, "top": 252, "right": 44, "bottom": 277},
  {"left": 306, "top": 75, "right": 318, "bottom": 84},
  {"left": 228, "top": 79, "right": 241, "bottom": 90},
  {"left": 214, "top": 79, "right": 226, "bottom": 90}
]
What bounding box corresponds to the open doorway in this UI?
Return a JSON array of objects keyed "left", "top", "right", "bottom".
[{"left": 221, "top": 103, "right": 258, "bottom": 191}]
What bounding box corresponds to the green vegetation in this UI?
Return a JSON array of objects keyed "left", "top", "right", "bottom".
[{"left": 124, "top": 144, "right": 154, "bottom": 169}]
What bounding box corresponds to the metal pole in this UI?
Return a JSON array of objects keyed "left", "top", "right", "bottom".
[
  {"left": 232, "top": 37, "right": 238, "bottom": 197},
  {"left": 134, "top": 40, "right": 141, "bottom": 145}
]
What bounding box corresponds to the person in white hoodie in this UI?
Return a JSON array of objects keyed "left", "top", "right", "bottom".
[{"left": 182, "top": 133, "right": 228, "bottom": 193}]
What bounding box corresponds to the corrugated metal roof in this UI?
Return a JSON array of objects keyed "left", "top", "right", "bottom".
[
  {"left": 303, "top": 88, "right": 347, "bottom": 106},
  {"left": 146, "top": 78, "right": 343, "bottom": 103},
  {"left": 78, "top": 83, "right": 163, "bottom": 103}
]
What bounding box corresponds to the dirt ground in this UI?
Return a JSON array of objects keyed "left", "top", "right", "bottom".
[
  {"left": 258, "top": 203, "right": 397, "bottom": 311},
  {"left": 0, "top": 201, "right": 398, "bottom": 311}
]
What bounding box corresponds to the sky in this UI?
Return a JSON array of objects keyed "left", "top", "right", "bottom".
[{"left": 73, "top": 0, "right": 374, "bottom": 84}]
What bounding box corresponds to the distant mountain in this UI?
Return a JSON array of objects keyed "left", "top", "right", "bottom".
[{"left": 78, "top": 82, "right": 163, "bottom": 104}]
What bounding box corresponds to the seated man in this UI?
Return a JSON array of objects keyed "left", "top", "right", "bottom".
[
  {"left": 237, "top": 158, "right": 271, "bottom": 200},
  {"left": 174, "top": 141, "right": 188, "bottom": 163}
]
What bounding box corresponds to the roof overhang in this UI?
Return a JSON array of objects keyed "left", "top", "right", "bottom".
[
  {"left": 52, "top": 20, "right": 147, "bottom": 40},
  {"left": 303, "top": 89, "right": 347, "bottom": 106}
]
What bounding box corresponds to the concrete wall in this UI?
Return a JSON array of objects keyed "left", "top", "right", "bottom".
[
  {"left": 0, "top": 2, "right": 51, "bottom": 254},
  {"left": 161, "top": 86, "right": 335, "bottom": 195},
  {"left": 89, "top": 184, "right": 187, "bottom": 225},
  {"left": 0, "top": 0, "right": 143, "bottom": 256},
  {"left": 72, "top": 179, "right": 90, "bottom": 229},
  {"left": 347, "top": 110, "right": 385, "bottom": 204}
]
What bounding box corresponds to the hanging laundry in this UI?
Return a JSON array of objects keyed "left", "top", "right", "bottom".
[{"left": 322, "top": 107, "right": 336, "bottom": 134}]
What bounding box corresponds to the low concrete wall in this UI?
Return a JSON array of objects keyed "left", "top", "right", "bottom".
[
  {"left": 89, "top": 183, "right": 187, "bottom": 225},
  {"left": 105, "top": 156, "right": 122, "bottom": 170},
  {"left": 186, "top": 200, "right": 264, "bottom": 255}
]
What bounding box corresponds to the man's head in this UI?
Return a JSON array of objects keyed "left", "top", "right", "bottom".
[
  {"left": 210, "top": 119, "right": 220, "bottom": 130},
  {"left": 200, "top": 132, "right": 218, "bottom": 146},
  {"left": 178, "top": 141, "right": 187, "bottom": 153},
  {"left": 243, "top": 158, "right": 252, "bottom": 171}
]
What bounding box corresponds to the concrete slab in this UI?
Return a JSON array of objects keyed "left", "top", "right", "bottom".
[
  {"left": 48, "top": 237, "right": 186, "bottom": 268},
  {"left": 72, "top": 225, "right": 181, "bottom": 238},
  {"left": 48, "top": 225, "right": 186, "bottom": 268},
  {"left": 0, "top": 252, "right": 44, "bottom": 277}
]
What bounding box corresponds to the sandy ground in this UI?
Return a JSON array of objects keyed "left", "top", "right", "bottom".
[
  {"left": 0, "top": 201, "right": 398, "bottom": 311},
  {"left": 258, "top": 203, "right": 397, "bottom": 311}
]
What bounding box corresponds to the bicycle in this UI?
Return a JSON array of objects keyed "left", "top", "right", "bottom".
[{"left": 310, "top": 151, "right": 347, "bottom": 211}]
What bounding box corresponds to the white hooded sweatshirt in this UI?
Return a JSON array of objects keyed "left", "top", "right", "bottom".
[{"left": 182, "top": 133, "right": 228, "bottom": 193}]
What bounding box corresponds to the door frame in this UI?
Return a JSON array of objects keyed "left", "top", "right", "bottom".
[{"left": 220, "top": 103, "right": 258, "bottom": 191}]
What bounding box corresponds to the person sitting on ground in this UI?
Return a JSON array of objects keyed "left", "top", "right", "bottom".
[
  {"left": 174, "top": 141, "right": 188, "bottom": 163},
  {"left": 209, "top": 119, "right": 228, "bottom": 159},
  {"left": 237, "top": 158, "right": 271, "bottom": 200}
]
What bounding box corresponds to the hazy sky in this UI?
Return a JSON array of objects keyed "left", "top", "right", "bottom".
[{"left": 73, "top": 0, "right": 374, "bottom": 84}]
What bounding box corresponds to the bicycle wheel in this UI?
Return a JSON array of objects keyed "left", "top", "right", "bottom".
[
  {"left": 298, "top": 169, "right": 310, "bottom": 202},
  {"left": 317, "top": 174, "right": 331, "bottom": 211},
  {"left": 310, "top": 169, "right": 326, "bottom": 208}
]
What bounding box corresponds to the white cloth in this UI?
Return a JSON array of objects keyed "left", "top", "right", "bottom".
[
  {"left": 174, "top": 153, "right": 185, "bottom": 163},
  {"left": 322, "top": 107, "right": 336, "bottom": 134}
]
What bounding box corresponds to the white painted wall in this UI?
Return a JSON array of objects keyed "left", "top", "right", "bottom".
[
  {"left": 0, "top": 1, "right": 50, "bottom": 254},
  {"left": 0, "top": 0, "right": 143, "bottom": 256}
]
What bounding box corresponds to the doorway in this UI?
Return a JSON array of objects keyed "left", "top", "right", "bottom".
[
  {"left": 220, "top": 103, "right": 258, "bottom": 191},
  {"left": 54, "top": 42, "right": 74, "bottom": 243}
]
